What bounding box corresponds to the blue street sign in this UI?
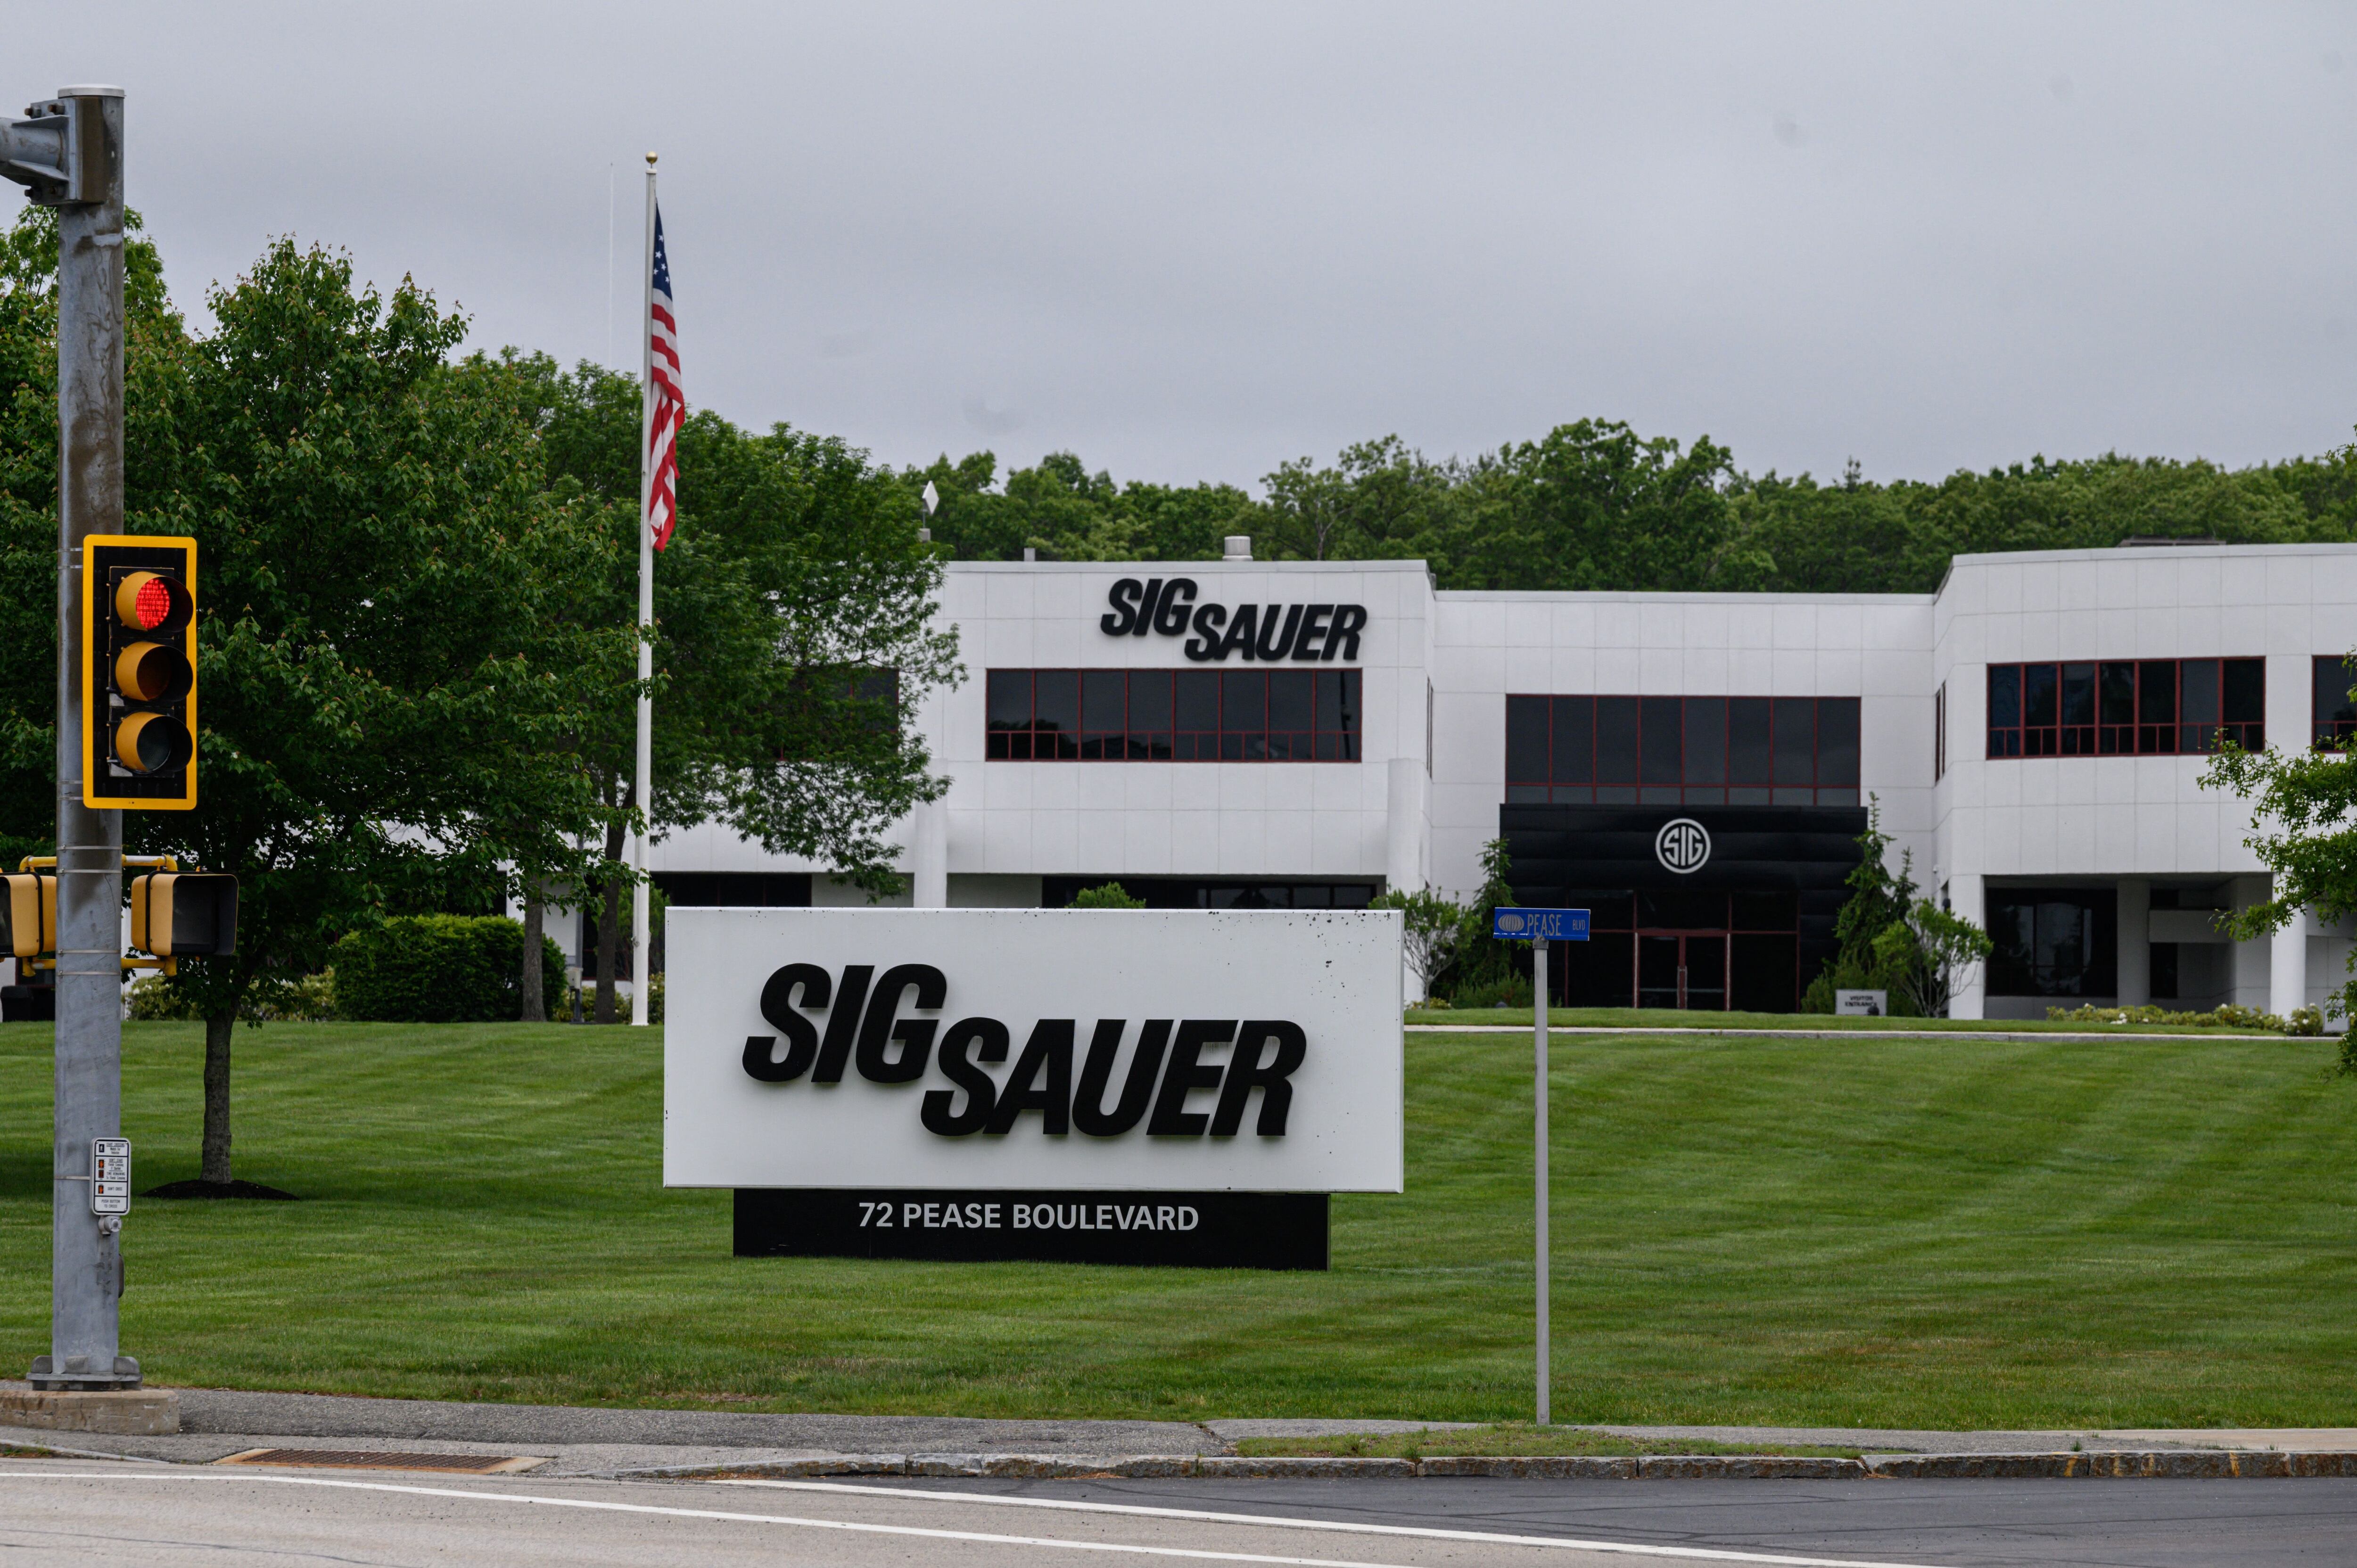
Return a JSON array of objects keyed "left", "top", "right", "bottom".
[{"left": 1491, "top": 907, "right": 1589, "bottom": 942}]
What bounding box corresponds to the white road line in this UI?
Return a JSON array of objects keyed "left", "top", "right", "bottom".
[
  {"left": 0, "top": 1468, "right": 1964, "bottom": 1567},
  {"left": 0, "top": 1469, "right": 1693, "bottom": 1568},
  {"left": 713, "top": 1478, "right": 1953, "bottom": 1568}
]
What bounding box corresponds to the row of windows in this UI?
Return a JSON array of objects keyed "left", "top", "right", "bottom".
[
  {"left": 1505, "top": 695, "right": 1862, "bottom": 807},
  {"left": 986, "top": 669, "right": 1362, "bottom": 761},
  {"left": 981, "top": 655, "right": 2357, "bottom": 771},
  {"left": 1986, "top": 659, "right": 2264, "bottom": 758}
]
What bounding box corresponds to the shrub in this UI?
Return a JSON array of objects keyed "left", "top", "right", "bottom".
[
  {"left": 2044, "top": 1002, "right": 2306, "bottom": 1033},
  {"left": 562, "top": 973, "right": 660, "bottom": 1024},
  {"left": 1069, "top": 881, "right": 1147, "bottom": 909},
  {"left": 1452, "top": 975, "right": 1535, "bottom": 1010},
  {"left": 128, "top": 969, "right": 339, "bottom": 1022},
  {"left": 126, "top": 975, "right": 200, "bottom": 1020},
  {"left": 332, "top": 916, "right": 565, "bottom": 1023}
]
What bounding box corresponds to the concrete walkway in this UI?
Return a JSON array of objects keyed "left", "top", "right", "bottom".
[{"left": 5, "top": 1387, "right": 2353, "bottom": 1478}]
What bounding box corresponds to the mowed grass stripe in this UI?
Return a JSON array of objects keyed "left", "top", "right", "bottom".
[{"left": 0, "top": 1021, "right": 2351, "bottom": 1426}]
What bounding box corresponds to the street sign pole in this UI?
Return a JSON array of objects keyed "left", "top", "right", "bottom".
[
  {"left": 1533, "top": 931, "right": 1549, "bottom": 1426},
  {"left": 1492, "top": 906, "right": 1585, "bottom": 1428},
  {"left": 3, "top": 86, "right": 138, "bottom": 1389}
]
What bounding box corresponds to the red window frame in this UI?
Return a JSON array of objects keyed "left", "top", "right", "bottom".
[
  {"left": 986, "top": 667, "right": 1362, "bottom": 762},
  {"left": 1502, "top": 694, "right": 1861, "bottom": 807},
  {"left": 1985, "top": 659, "right": 2262, "bottom": 759}
]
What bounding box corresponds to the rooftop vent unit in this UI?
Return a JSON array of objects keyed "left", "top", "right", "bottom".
[
  {"left": 2117, "top": 535, "right": 2225, "bottom": 548},
  {"left": 1223, "top": 535, "right": 1252, "bottom": 561}
]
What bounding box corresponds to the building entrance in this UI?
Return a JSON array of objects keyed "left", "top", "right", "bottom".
[{"left": 1637, "top": 932, "right": 1726, "bottom": 1010}]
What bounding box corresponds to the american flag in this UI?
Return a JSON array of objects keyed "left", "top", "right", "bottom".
[{"left": 646, "top": 206, "right": 682, "bottom": 551}]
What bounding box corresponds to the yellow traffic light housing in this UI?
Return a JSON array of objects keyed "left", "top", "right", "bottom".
[
  {"left": 83, "top": 536, "right": 197, "bottom": 809},
  {"left": 0, "top": 872, "right": 55, "bottom": 960},
  {"left": 129, "top": 871, "right": 238, "bottom": 959}
]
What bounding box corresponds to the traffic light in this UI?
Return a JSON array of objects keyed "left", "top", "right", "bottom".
[
  {"left": 83, "top": 535, "right": 196, "bottom": 809},
  {"left": 128, "top": 871, "right": 238, "bottom": 959},
  {"left": 0, "top": 871, "right": 55, "bottom": 961}
]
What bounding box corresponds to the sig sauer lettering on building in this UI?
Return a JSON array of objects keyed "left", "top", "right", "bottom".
[{"left": 1096, "top": 578, "right": 1368, "bottom": 663}]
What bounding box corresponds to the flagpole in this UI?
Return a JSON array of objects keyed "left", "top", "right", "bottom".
[{"left": 631, "top": 152, "right": 656, "bottom": 1027}]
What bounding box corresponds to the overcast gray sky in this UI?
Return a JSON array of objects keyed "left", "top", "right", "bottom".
[{"left": 15, "top": 2, "right": 2357, "bottom": 490}]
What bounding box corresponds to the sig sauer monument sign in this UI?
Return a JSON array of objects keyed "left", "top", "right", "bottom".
[{"left": 666, "top": 908, "right": 1404, "bottom": 1270}]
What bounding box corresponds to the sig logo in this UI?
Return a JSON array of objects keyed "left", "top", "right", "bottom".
[
  {"left": 740, "top": 963, "right": 1306, "bottom": 1141},
  {"left": 1494, "top": 911, "right": 1526, "bottom": 934},
  {"left": 1655, "top": 818, "right": 1711, "bottom": 874}
]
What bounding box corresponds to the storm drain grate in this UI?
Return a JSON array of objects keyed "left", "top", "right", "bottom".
[{"left": 216, "top": 1448, "right": 547, "bottom": 1474}]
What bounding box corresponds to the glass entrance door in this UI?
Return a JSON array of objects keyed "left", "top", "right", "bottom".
[{"left": 1636, "top": 932, "right": 1728, "bottom": 1010}]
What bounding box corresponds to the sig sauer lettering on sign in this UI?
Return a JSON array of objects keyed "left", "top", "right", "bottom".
[{"left": 740, "top": 962, "right": 1306, "bottom": 1140}]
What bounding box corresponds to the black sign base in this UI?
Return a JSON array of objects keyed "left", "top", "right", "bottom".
[{"left": 734, "top": 1189, "right": 1328, "bottom": 1271}]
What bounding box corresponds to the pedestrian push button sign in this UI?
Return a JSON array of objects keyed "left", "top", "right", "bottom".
[
  {"left": 1491, "top": 908, "right": 1590, "bottom": 942},
  {"left": 91, "top": 1137, "right": 130, "bottom": 1216}
]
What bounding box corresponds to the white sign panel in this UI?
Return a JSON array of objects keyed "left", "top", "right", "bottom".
[{"left": 665, "top": 908, "right": 1403, "bottom": 1193}]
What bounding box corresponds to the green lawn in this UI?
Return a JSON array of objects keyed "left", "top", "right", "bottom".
[
  {"left": 1, "top": 1020, "right": 2352, "bottom": 1429},
  {"left": 1408, "top": 1005, "right": 2291, "bottom": 1034}
]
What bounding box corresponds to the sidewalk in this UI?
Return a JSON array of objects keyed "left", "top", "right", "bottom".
[{"left": 6, "top": 1387, "right": 2355, "bottom": 1479}]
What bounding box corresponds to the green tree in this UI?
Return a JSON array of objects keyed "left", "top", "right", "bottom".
[
  {"left": 1068, "top": 880, "right": 1146, "bottom": 909},
  {"left": 1871, "top": 898, "right": 1994, "bottom": 1019},
  {"left": 2204, "top": 657, "right": 2357, "bottom": 1060},
  {"left": 0, "top": 232, "right": 636, "bottom": 1187},
  {"left": 1261, "top": 436, "right": 1459, "bottom": 563},
  {"left": 1439, "top": 837, "right": 1520, "bottom": 998},
  {"left": 0, "top": 206, "right": 185, "bottom": 870},
  {"left": 1805, "top": 799, "right": 1924, "bottom": 1013},
  {"left": 521, "top": 361, "right": 961, "bottom": 1018},
  {"left": 1369, "top": 886, "right": 1468, "bottom": 1001}
]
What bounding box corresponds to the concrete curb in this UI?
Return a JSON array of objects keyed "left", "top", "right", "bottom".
[{"left": 603, "top": 1448, "right": 2357, "bottom": 1482}]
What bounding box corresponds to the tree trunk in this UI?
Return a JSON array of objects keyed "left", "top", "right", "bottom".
[
  {"left": 520, "top": 880, "right": 545, "bottom": 1023},
  {"left": 200, "top": 1010, "right": 233, "bottom": 1186},
  {"left": 595, "top": 872, "right": 620, "bottom": 1024}
]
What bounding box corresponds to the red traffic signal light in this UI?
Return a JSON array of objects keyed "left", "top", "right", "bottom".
[{"left": 83, "top": 536, "right": 197, "bottom": 809}]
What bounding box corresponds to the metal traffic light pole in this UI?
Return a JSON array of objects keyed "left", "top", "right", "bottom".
[{"left": 2, "top": 86, "right": 139, "bottom": 1390}]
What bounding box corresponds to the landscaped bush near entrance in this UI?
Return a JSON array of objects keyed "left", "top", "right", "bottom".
[{"left": 331, "top": 916, "right": 564, "bottom": 1023}]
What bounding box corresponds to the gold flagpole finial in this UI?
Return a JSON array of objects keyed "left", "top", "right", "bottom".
[{"left": 645, "top": 152, "right": 658, "bottom": 167}]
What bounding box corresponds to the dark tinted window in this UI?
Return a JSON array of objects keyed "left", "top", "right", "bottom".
[
  {"left": 1771, "top": 697, "right": 1815, "bottom": 787},
  {"left": 1682, "top": 698, "right": 1727, "bottom": 784},
  {"left": 1987, "top": 887, "right": 2118, "bottom": 997},
  {"left": 2315, "top": 655, "right": 2357, "bottom": 750},
  {"left": 992, "top": 668, "right": 1361, "bottom": 763},
  {"left": 1596, "top": 697, "right": 1640, "bottom": 784},
  {"left": 1508, "top": 693, "right": 1859, "bottom": 806},
  {"left": 1506, "top": 695, "right": 1550, "bottom": 782},
  {"left": 1729, "top": 698, "right": 1772, "bottom": 784},
  {"left": 1551, "top": 696, "right": 1593, "bottom": 782}
]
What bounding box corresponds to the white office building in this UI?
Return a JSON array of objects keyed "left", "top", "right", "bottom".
[{"left": 632, "top": 540, "right": 2357, "bottom": 1021}]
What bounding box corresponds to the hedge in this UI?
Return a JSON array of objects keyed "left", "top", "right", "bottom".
[{"left": 332, "top": 915, "right": 566, "bottom": 1023}]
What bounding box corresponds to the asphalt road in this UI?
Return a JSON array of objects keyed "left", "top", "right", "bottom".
[{"left": 5, "top": 1462, "right": 2356, "bottom": 1567}]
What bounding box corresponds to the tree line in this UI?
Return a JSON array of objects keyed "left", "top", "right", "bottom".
[
  {"left": 0, "top": 210, "right": 954, "bottom": 1187},
  {"left": 915, "top": 427, "right": 2357, "bottom": 591}
]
